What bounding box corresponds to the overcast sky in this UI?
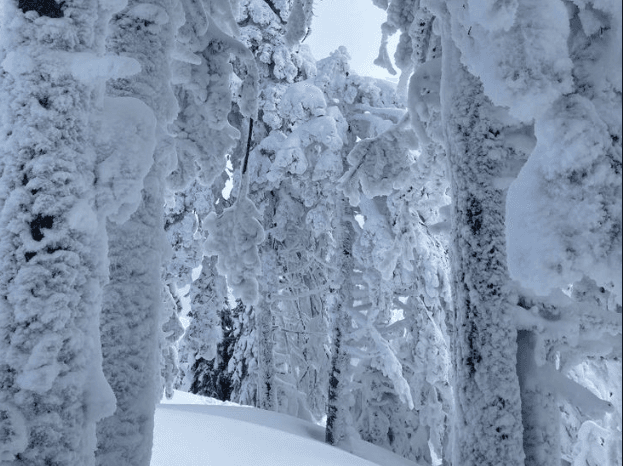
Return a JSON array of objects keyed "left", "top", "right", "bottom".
[{"left": 305, "top": 0, "right": 399, "bottom": 81}]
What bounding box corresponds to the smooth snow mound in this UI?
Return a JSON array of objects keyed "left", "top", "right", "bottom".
[{"left": 152, "top": 390, "right": 420, "bottom": 466}]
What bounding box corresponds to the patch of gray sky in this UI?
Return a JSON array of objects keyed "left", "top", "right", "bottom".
[{"left": 306, "top": 0, "right": 400, "bottom": 81}]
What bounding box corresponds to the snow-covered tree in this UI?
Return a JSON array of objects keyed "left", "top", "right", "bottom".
[
  {"left": 227, "top": 298, "right": 260, "bottom": 406},
  {"left": 306, "top": 43, "right": 453, "bottom": 462},
  {"left": 440, "top": 42, "right": 526, "bottom": 466},
  {"left": 374, "top": 0, "right": 622, "bottom": 464},
  {"left": 210, "top": 0, "right": 324, "bottom": 414},
  {"left": 94, "top": 0, "right": 181, "bottom": 463},
  {"left": 324, "top": 205, "right": 356, "bottom": 447},
  {"left": 344, "top": 188, "right": 453, "bottom": 463},
  {"left": 0, "top": 0, "right": 147, "bottom": 463},
  {"left": 3, "top": 1, "right": 618, "bottom": 464},
  {"left": 164, "top": 176, "right": 227, "bottom": 395},
  {"left": 169, "top": 1, "right": 270, "bottom": 412},
  {"left": 440, "top": 1, "right": 621, "bottom": 464},
  {"left": 501, "top": 13, "right": 623, "bottom": 462},
  {"left": 176, "top": 254, "right": 228, "bottom": 395},
  {"left": 163, "top": 0, "right": 260, "bottom": 400},
  {"left": 184, "top": 297, "right": 234, "bottom": 401}
]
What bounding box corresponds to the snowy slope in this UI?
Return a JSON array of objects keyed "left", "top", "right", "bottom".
[{"left": 151, "top": 391, "right": 421, "bottom": 466}]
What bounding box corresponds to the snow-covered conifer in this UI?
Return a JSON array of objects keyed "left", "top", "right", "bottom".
[
  {"left": 435, "top": 2, "right": 621, "bottom": 464},
  {"left": 325, "top": 207, "right": 356, "bottom": 447},
  {"left": 162, "top": 0, "right": 261, "bottom": 415},
  {"left": 204, "top": 180, "right": 265, "bottom": 306},
  {"left": 177, "top": 254, "right": 228, "bottom": 394},
  {"left": 0, "top": 0, "right": 139, "bottom": 463},
  {"left": 374, "top": 1, "right": 622, "bottom": 464},
  {"left": 327, "top": 57, "right": 452, "bottom": 460},
  {"left": 228, "top": 299, "right": 260, "bottom": 406},
  {"left": 438, "top": 35, "right": 526, "bottom": 466},
  {"left": 212, "top": 0, "right": 326, "bottom": 415},
  {"left": 95, "top": 0, "right": 180, "bottom": 464},
  {"left": 160, "top": 282, "right": 186, "bottom": 399}
]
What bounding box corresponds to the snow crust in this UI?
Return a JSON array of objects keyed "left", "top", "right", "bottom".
[
  {"left": 14, "top": 335, "right": 62, "bottom": 393},
  {"left": 1, "top": 49, "right": 140, "bottom": 87},
  {"left": 279, "top": 81, "right": 328, "bottom": 122},
  {"left": 69, "top": 53, "right": 142, "bottom": 82},
  {"left": 99, "top": 0, "right": 129, "bottom": 13},
  {"left": 127, "top": 3, "right": 170, "bottom": 26},
  {"left": 266, "top": 115, "right": 343, "bottom": 184}
]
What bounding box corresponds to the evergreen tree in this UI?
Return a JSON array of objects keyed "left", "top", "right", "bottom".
[
  {"left": 188, "top": 303, "right": 235, "bottom": 401},
  {"left": 313, "top": 43, "right": 453, "bottom": 461},
  {"left": 324, "top": 206, "right": 355, "bottom": 447},
  {"left": 178, "top": 255, "right": 229, "bottom": 398},
  {"left": 162, "top": 0, "right": 259, "bottom": 404},
  {"left": 0, "top": 0, "right": 143, "bottom": 463},
  {"left": 1, "top": 1, "right": 619, "bottom": 464},
  {"left": 95, "top": 0, "right": 179, "bottom": 463},
  {"left": 165, "top": 179, "right": 225, "bottom": 395},
  {"left": 374, "top": 1, "right": 622, "bottom": 464},
  {"left": 216, "top": 0, "right": 324, "bottom": 414},
  {"left": 228, "top": 299, "right": 259, "bottom": 406},
  {"left": 440, "top": 41, "right": 526, "bottom": 465}
]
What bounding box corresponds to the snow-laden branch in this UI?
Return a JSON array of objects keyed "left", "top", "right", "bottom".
[
  {"left": 511, "top": 292, "right": 622, "bottom": 369},
  {"left": 339, "top": 115, "right": 417, "bottom": 206},
  {"left": 204, "top": 189, "right": 265, "bottom": 305},
  {"left": 533, "top": 362, "right": 615, "bottom": 419},
  {"left": 269, "top": 283, "right": 333, "bottom": 302}
]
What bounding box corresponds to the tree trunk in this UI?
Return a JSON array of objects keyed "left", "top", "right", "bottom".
[
  {"left": 325, "top": 302, "right": 351, "bottom": 446},
  {"left": 256, "top": 192, "right": 278, "bottom": 411},
  {"left": 325, "top": 202, "right": 354, "bottom": 446},
  {"left": 441, "top": 36, "right": 525, "bottom": 466},
  {"left": 0, "top": 1, "right": 116, "bottom": 463},
  {"left": 95, "top": 0, "right": 177, "bottom": 464},
  {"left": 516, "top": 330, "right": 561, "bottom": 466},
  {"left": 96, "top": 163, "right": 168, "bottom": 465},
  {"left": 257, "top": 303, "right": 276, "bottom": 411}
]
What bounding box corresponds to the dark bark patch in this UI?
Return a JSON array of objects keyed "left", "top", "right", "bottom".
[
  {"left": 465, "top": 318, "right": 481, "bottom": 376},
  {"left": 465, "top": 195, "right": 483, "bottom": 235},
  {"left": 37, "top": 96, "right": 50, "bottom": 109},
  {"left": 30, "top": 214, "right": 54, "bottom": 242},
  {"left": 18, "top": 0, "right": 64, "bottom": 18}
]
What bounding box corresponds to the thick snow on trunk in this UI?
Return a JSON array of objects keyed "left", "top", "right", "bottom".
[
  {"left": 325, "top": 206, "right": 355, "bottom": 447},
  {"left": 0, "top": 1, "right": 126, "bottom": 463},
  {"left": 95, "top": 0, "right": 177, "bottom": 464},
  {"left": 96, "top": 162, "right": 168, "bottom": 466},
  {"left": 440, "top": 38, "right": 525, "bottom": 466},
  {"left": 325, "top": 302, "right": 353, "bottom": 447},
  {"left": 257, "top": 302, "right": 276, "bottom": 411}
]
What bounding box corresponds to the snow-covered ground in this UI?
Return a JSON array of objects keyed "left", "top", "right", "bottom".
[{"left": 152, "top": 391, "right": 421, "bottom": 466}]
